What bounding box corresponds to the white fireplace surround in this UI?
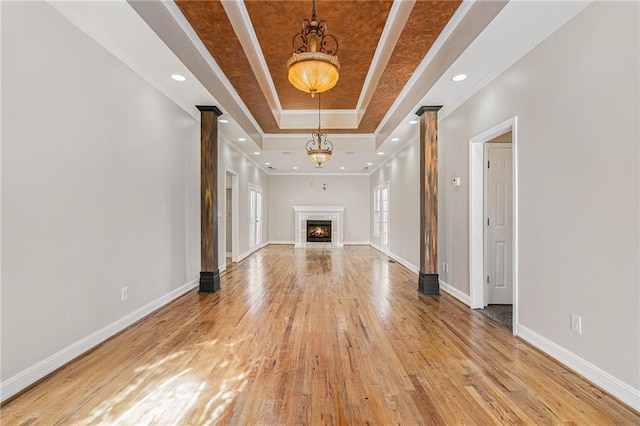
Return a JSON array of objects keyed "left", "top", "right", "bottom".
[{"left": 292, "top": 206, "right": 345, "bottom": 248}]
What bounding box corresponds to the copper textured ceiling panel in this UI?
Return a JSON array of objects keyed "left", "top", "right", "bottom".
[
  {"left": 245, "top": 1, "right": 392, "bottom": 111},
  {"left": 358, "top": 0, "right": 462, "bottom": 133},
  {"left": 175, "top": 0, "right": 279, "bottom": 132},
  {"left": 177, "top": 0, "right": 461, "bottom": 135}
]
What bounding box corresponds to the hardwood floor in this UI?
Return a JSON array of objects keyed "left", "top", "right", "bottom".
[{"left": 2, "top": 245, "right": 638, "bottom": 424}]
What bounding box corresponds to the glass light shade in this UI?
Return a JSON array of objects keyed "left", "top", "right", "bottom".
[
  {"left": 288, "top": 52, "right": 340, "bottom": 95},
  {"left": 308, "top": 149, "right": 332, "bottom": 166}
]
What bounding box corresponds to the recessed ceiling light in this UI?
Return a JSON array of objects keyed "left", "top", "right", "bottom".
[
  {"left": 340, "top": 166, "right": 346, "bottom": 170},
  {"left": 409, "top": 119, "right": 418, "bottom": 125},
  {"left": 218, "top": 118, "right": 229, "bottom": 124},
  {"left": 391, "top": 137, "right": 400, "bottom": 142},
  {"left": 367, "top": 162, "right": 373, "bottom": 166},
  {"left": 265, "top": 162, "right": 271, "bottom": 166},
  {"left": 377, "top": 152, "right": 384, "bottom": 155},
  {"left": 292, "top": 166, "right": 299, "bottom": 170},
  {"left": 253, "top": 151, "right": 260, "bottom": 155},
  {"left": 238, "top": 138, "right": 246, "bottom": 142},
  {"left": 171, "top": 74, "right": 186, "bottom": 82},
  {"left": 452, "top": 73, "right": 468, "bottom": 82}
]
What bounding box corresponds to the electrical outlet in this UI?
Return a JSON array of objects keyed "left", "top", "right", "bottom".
[
  {"left": 570, "top": 313, "right": 582, "bottom": 334},
  {"left": 121, "top": 287, "right": 128, "bottom": 302},
  {"left": 441, "top": 262, "right": 449, "bottom": 273}
]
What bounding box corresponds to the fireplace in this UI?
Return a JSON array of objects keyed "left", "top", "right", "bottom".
[
  {"left": 306, "top": 220, "right": 332, "bottom": 242},
  {"left": 292, "top": 206, "right": 344, "bottom": 248}
]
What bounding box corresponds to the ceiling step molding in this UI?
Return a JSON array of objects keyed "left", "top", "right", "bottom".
[
  {"left": 221, "top": 0, "right": 283, "bottom": 124},
  {"left": 355, "top": 0, "right": 416, "bottom": 124}
]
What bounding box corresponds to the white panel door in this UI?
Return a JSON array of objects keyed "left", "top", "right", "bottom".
[{"left": 485, "top": 144, "right": 513, "bottom": 305}]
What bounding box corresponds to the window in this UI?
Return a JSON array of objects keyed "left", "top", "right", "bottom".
[
  {"left": 373, "top": 182, "right": 389, "bottom": 249},
  {"left": 374, "top": 187, "right": 381, "bottom": 237},
  {"left": 380, "top": 183, "right": 389, "bottom": 249},
  {"left": 249, "top": 184, "right": 263, "bottom": 249}
]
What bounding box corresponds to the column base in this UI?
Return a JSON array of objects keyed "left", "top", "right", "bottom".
[
  {"left": 418, "top": 272, "right": 439, "bottom": 295},
  {"left": 199, "top": 271, "right": 221, "bottom": 293}
]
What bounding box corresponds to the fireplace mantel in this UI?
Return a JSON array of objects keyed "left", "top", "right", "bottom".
[{"left": 292, "top": 206, "right": 345, "bottom": 248}]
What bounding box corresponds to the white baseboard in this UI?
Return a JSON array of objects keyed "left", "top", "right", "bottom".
[
  {"left": 439, "top": 280, "right": 471, "bottom": 306},
  {"left": 237, "top": 249, "right": 253, "bottom": 262},
  {"left": 343, "top": 241, "right": 370, "bottom": 246},
  {"left": 370, "top": 241, "right": 382, "bottom": 252},
  {"left": 267, "top": 241, "right": 370, "bottom": 247},
  {"left": 237, "top": 242, "right": 268, "bottom": 263},
  {"left": 369, "top": 245, "right": 471, "bottom": 307},
  {"left": 391, "top": 255, "right": 419, "bottom": 275},
  {"left": 0, "top": 278, "right": 199, "bottom": 403},
  {"left": 518, "top": 325, "right": 640, "bottom": 411},
  {"left": 369, "top": 243, "right": 420, "bottom": 274}
]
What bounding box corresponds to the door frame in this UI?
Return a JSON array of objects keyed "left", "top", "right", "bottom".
[
  {"left": 225, "top": 168, "right": 239, "bottom": 263},
  {"left": 248, "top": 183, "right": 263, "bottom": 251},
  {"left": 469, "top": 117, "right": 519, "bottom": 334}
]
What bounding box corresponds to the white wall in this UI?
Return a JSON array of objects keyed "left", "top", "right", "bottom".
[
  {"left": 438, "top": 1, "right": 639, "bottom": 400},
  {"left": 218, "top": 141, "right": 269, "bottom": 265},
  {"left": 1, "top": 1, "right": 200, "bottom": 397},
  {"left": 268, "top": 175, "right": 369, "bottom": 244},
  {"left": 369, "top": 141, "right": 420, "bottom": 269}
]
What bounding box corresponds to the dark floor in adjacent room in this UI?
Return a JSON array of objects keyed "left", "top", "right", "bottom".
[{"left": 476, "top": 304, "right": 513, "bottom": 330}]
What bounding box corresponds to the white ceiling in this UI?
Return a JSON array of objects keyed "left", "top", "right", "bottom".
[{"left": 50, "top": 0, "right": 591, "bottom": 175}]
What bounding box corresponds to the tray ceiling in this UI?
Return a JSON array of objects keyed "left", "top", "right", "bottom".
[{"left": 175, "top": 0, "right": 461, "bottom": 134}]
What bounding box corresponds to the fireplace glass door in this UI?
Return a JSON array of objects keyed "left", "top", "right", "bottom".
[{"left": 306, "top": 220, "right": 332, "bottom": 243}]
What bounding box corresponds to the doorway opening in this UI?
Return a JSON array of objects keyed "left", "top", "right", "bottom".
[
  {"left": 469, "top": 117, "right": 518, "bottom": 334},
  {"left": 225, "top": 169, "right": 239, "bottom": 266}
]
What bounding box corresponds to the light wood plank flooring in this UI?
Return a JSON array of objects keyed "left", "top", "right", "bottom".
[{"left": 2, "top": 245, "right": 638, "bottom": 424}]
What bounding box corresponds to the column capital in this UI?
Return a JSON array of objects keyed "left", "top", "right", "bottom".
[
  {"left": 196, "top": 105, "right": 223, "bottom": 116},
  {"left": 415, "top": 106, "right": 442, "bottom": 116}
]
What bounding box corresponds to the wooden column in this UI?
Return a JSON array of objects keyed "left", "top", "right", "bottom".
[
  {"left": 417, "top": 106, "right": 442, "bottom": 295},
  {"left": 197, "top": 105, "right": 223, "bottom": 293}
]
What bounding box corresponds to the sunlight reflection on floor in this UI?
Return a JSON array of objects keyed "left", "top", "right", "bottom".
[
  {"left": 80, "top": 339, "right": 248, "bottom": 425},
  {"left": 371, "top": 259, "right": 391, "bottom": 321},
  {"left": 246, "top": 255, "right": 266, "bottom": 312}
]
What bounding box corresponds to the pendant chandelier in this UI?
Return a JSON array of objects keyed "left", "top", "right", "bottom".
[
  {"left": 307, "top": 94, "right": 333, "bottom": 167},
  {"left": 287, "top": 0, "right": 340, "bottom": 97}
]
